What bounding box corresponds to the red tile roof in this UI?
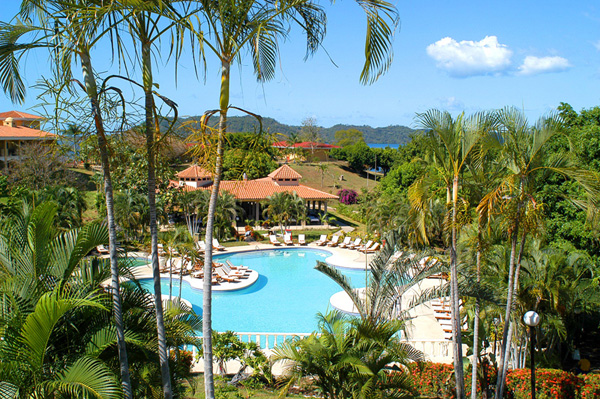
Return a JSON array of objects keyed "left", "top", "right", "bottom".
[
  {"left": 268, "top": 164, "right": 302, "bottom": 180},
  {"left": 177, "top": 165, "right": 212, "bottom": 179},
  {"left": 273, "top": 141, "right": 340, "bottom": 149},
  {"left": 175, "top": 179, "right": 337, "bottom": 201},
  {"left": 0, "top": 125, "right": 55, "bottom": 139},
  {"left": 0, "top": 111, "right": 43, "bottom": 120}
]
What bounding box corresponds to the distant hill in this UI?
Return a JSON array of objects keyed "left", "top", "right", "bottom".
[{"left": 169, "top": 115, "right": 416, "bottom": 145}]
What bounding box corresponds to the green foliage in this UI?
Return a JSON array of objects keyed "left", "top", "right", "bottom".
[
  {"left": 332, "top": 141, "right": 374, "bottom": 172},
  {"left": 272, "top": 311, "right": 417, "bottom": 399},
  {"left": 334, "top": 128, "right": 365, "bottom": 147},
  {"left": 261, "top": 191, "right": 306, "bottom": 235},
  {"left": 0, "top": 175, "right": 8, "bottom": 196},
  {"left": 223, "top": 149, "right": 277, "bottom": 180}
]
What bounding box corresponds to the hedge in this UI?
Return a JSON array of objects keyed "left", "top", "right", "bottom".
[{"left": 406, "top": 362, "right": 599, "bottom": 399}]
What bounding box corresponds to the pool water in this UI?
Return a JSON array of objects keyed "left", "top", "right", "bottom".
[{"left": 138, "top": 248, "right": 367, "bottom": 333}]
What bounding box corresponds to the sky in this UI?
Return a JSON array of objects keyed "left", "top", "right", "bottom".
[{"left": 1, "top": 1, "right": 599, "bottom": 131}]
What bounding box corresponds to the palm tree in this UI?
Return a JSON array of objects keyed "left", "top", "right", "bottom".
[
  {"left": 262, "top": 191, "right": 306, "bottom": 235},
  {"left": 409, "top": 110, "right": 494, "bottom": 399},
  {"left": 477, "top": 107, "right": 600, "bottom": 398},
  {"left": 273, "top": 310, "right": 420, "bottom": 399},
  {"left": 0, "top": 4, "right": 133, "bottom": 394}
]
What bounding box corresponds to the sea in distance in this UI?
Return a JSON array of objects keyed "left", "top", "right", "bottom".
[{"left": 367, "top": 143, "right": 400, "bottom": 149}]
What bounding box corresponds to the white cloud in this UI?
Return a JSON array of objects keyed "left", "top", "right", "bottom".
[
  {"left": 439, "top": 96, "right": 464, "bottom": 111},
  {"left": 518, "top": 56, "right": 571, "bottom": 76},
  {"left": 593, "top": 40, "right": 600, "bottom": 51},
  {"left": 426, "top": 36, "right": 512, "bottom": 77}
]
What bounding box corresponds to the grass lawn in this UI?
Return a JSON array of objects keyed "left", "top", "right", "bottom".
[
  {"left": 291, "top": 161, "right": 379, "bottom": 195},
  {"left": 82, "top": 190, "right": 99, "bottom": 223},
  {"left": 187, "top": 376, "right": 302, "bottom": 399}
]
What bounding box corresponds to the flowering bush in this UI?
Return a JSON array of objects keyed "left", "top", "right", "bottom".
[
  {"left": 407, "top": 362, "right": 496, "bottom": 398},
  {"left": 337, "top": 188, "right": 358, "bottom": 205},
  {"left": 506, "top": 369, "right": 582, "bottom": 399},
  {"left": 580, "top": 374, "right": 600, "bottom": 399}
]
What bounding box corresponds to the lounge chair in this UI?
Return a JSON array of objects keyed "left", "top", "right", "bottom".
[
  {"left": 213, "top": 238, "right": 226, "bottom": 251},
  {"left": 96, "top": 245, "right": 109, "bottom": 254},
  {"left": 270, "top": 235, "right": 282, "bottom": 246},
  {"left": 327, "top": 235, "right": 340, "bottom": 247},
  {"left": 196, "top": 241, "right": 206, "bottom": 254},
  {"left": 298, "top": 234, "right": 307, "bottom": 245},
  {"left": 348, "top": 238, "right": 362, "bottom": 250},
  {"left": 216, "top": 267, "right": 240, "bottom": 283},
  {"left": 338, "top": 237, "right": 352, "bottom": 248},
  {"left": 226, "top": 260, "right": 248, "bottom": 271},
  {"left": 363, "top": 242, "right": 380, "bottom": 253},
  {"left": 222, "top": 263, "right": 249, "bottom": 278},
  {"left": 356, "top": 240, "right": 372, "bottom": 252},
  {"left": 315, "top": 234, "right": 328, "bottom": 246},
  {"left": 284, "top": 233, "right": 294, "bottom": 246}
]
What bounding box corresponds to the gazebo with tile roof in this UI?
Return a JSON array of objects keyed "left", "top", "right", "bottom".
[
  {"left": 0, "top": 111, "right": 56, "bottom": 171},
  {"left": 173, "top": 164, "right": 338, "bottom": 223}
]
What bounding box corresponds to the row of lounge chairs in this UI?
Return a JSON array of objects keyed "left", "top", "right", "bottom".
[
  {"left": 269, "top": 233, "right": 307, "bottom": 246},
  {"left": 313, "top": 235, "right": 380, "bottom": 253},
  {"left": 159, "top": 257, "right": 252, "bottom": 285}
]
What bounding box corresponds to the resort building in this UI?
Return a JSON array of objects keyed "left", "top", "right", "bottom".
[
  {"left": 272, "top": 141, "right": 340, "bottom": 162},
  {"left": 173, "top": 164, "right": 338, "bottom": 223},
  {"left": 0, "top": 111, "right": 56, "bottom": 171}
]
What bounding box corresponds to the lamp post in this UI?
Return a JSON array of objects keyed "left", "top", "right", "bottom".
[{"left": 523, "top": 311, "right": 540, "bottom": 399}]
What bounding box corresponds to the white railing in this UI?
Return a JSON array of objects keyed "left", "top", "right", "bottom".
[
  {"left": 403, "top": 339, "right": 453, "bottom": 361},
  {"left": 235, "top": 332, "right": 312, "bottom": 350},
  {"left": 184, "top": 333, "right": 453, "bottom": 362}
]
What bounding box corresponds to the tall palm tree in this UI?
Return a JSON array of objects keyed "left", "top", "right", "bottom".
[
  {"left": 409, "top": 110, "right": 493, "bottom": 399},
  {"left": 477, "top": 107, "right": 600, "bottom": 398},
  {"left": 0, "top": 2, "right": 134, "bottom": 395},
  {"left": 187, "top": 3, "right": 327, "bottom": 395}
]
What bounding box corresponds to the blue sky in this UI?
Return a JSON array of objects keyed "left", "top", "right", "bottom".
[{"left": 1, "top": 1, "right": 599, "bottom": 131}]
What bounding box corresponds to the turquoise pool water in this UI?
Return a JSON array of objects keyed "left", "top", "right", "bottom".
[{"left": 138, "top": 248, "right": 367, "bottom": 333}]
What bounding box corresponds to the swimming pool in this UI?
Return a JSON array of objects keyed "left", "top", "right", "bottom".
[{"left": 138, "top": 248, "right": 367, "bottom": 333}]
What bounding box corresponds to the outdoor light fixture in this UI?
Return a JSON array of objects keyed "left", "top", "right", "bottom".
[{"left": 523, "top": 311, "right": 540, "bottom": 399}]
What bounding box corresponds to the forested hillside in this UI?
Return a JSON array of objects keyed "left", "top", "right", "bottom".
[{"left": 171, "top": 115, "right": 416, "bottom": 144}]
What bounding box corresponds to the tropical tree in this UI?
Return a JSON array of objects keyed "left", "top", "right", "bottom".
[
  {"left": 0, "top": 2, "right": 134, "bottom": 394},
  {"left": 272, "top": 311, "right": 419, "bottom": 399},
  {"left": 213, "top": 191, "right": 243, "bottom": 240},
  {"left": 262, "top": 191, "right": 306, "bottom": 235},
  {"left": 476, "top": 107, "right": 600, "bottom": 398},
  {"left": 409, "top": 110, "right": 495, "bottom": 399}
]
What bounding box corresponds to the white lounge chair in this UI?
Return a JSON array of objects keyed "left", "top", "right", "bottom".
[
  {"left": 196, "top": 241, "right": 206, "bottom": 254},
  {"left": 96, "top": 245, "right": 109, "bottom": 255},
  {"left": 270, "top": 235, "right": 282, "bottom": 246},
  {"left": 348, "top": 238, "right": 362, "bottom": 250},
  {"left": 315, "top": 234, "right": 328, "bottom": 246},
  {"left": 222, "top": 263, "right": 249, "bottom": 278},
  {"left": 226, "top": 260, "right": 248, "bottom": 271},
  {"left": 298, "top": 234, "right": 307, "bottom": 245},
  {"left": 338, "top": 237, "right": 352, "bottom": 248},
  {"left": 216, "top": 267, "right": 240, "bottom": 283},
  {"left": 356, "top": 240, "right": 373, "bottom": 252},
  {"left": 327, "top": 235, "right": 340, "bottom": 247},
  {"left": 213, "top": 238, "right": 226, "bottom": 251},
  {"left": 359, "top": 242, "right": 380, "bottom": 253},
  {"left": 284, "top": 233, "right": 294, "bottom": 245}
]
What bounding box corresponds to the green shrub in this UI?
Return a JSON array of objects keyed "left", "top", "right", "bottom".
[{"left": 0, "top": 175, "right": 8, "bottom": 196}]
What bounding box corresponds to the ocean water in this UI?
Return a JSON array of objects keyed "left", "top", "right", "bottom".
[{"left": 367, "top": 143, "right": 400, "bottom": 149}]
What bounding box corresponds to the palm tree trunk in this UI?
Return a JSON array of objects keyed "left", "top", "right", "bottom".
[
  {"left": 80, "top": 50, "right": 132, "bottom": 399},
  {"left": 141, "top": 31, "right": 173, "bottom": 399},
  {"left": 203, "top": 59, "right": 230, "bottom": 399},
  {"left": 471, "top": 243, "right": 482, "bottom": 399},
  {"left": 494, "top": 209, "right": 521, "bottom": 399},
  {"left": 450, "top": 176, "right": 465, "bottom": 399}
]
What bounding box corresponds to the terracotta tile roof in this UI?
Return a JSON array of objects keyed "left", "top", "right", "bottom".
[
  {"left": 0, "top": 125, "right": 55, "bottom": 139},
  {"left": 0, "top": 111, "right": 43, "bottom": 120},
  {"left": 268, "top": 164, "right": 302, "bottom": 180},
  {"left": 272, "top": 141, "right": 340, "bottom": 149},
  {"left": 171, "top": 179, "right": 338, "bottom": 201},
  {"left": 177, "top": 165, "right": 212, "bottom": 179}
]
